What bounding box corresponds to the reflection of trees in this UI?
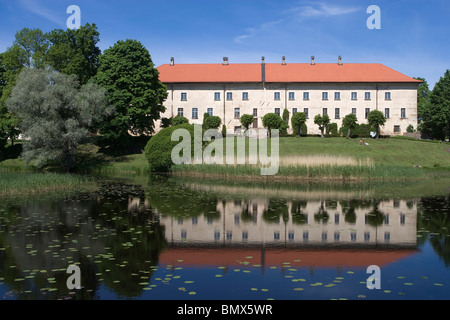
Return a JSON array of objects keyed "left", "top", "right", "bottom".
[
  {"left": 146, "top": 177, "right": 219, "bottom": 219},
  {"left": 262, "top": 199, "right": 289, "bottom": 224},
  {"left": 314, "top": 201, "right": 329, "bottom": 224},
  {"left": 367, "top": 201, "right": 385, "bottom": 227},
  {"left": 0, "top": 180, "right": 166, "bottom": 300},
  {"left": 418, "top": 196, "right": 450, "bottom": 267},
  {"left": 291, "top": 200, "right": 308, "bottom": 225}
]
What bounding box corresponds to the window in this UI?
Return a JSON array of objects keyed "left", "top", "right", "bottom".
[
  {"left": 322, "top": 92, "right": 328, "bottom": 100},
  {"left": 207, "top": 108, "right": 213, "bottom": 116},
  {"left": 304, "top": 108, "right": 309, "bottom": 119},
  {"left": 242, "top": 92, "right": 249, "bottom": 100},
  {"left": 274, "top": 92, "right": 281, "bottom": 100},
  {"left": 253, "top": 108, "right": 258, "bottom": 117},
  {"left": 192, "top": 108, "right": 198, "bottom": 119},
  {"left": 275, "top": 108, "right": 280, "bottom": 116},
  {"left": 274, "top": 232, "right": 280, "bottom": 241},
  {"left": 394, "top": 125, "right": 401, "bottom": 133},
  {"left": 214, "top": 231, "right": 221, "bottom": 241},
  {"left": 400, "top": 214, "right": 406, "bottom": 225},
  {"left": 292, "top": 108, "right": 298, "bottom": 114},
  {"left": 242, "top": 232, "right": 248, "bottom": 241},
  {"left": 385, "top": 108, "right": 390, "bottom": 119},
  {"left": 351, "top": 92, "right": 358, "bottom": 100},
  {"left": 352, "top": 108, "right": 357, "bottom": 115},
  {"left": 289, "top": 92, "right": 295, "bottom": 100},
  {"left": 226, "top": 92, "right": 233, "bottom": 101},
  {"left": 303, "top": 92, "right": 310, "bottom": 100},
  {"left": 181, "top": 92, "right": 187, "bottom": 101},
  {"left": 334, "top": 92, "right": 341, "bottom": 100},
  {"left": 365, "top": 92, "right": 371, "bottom": 100},
  {"left": 177, "top": 108, "right": 184, "bottom": 117},
  {"left": 323, "top": 108, "right": 328, "bottom": 115},
  {"left": 214, "top": 92, "right": 221, "bottom": 101},
  {"left": 401, "top": 108, "right": 406, "bottom": 118},
  {"left": 335, "top": 108, "right": 340, "bottom": 119},
  {"left": 385, "top": 92, "right": 392, "bottom": 100},
  {"left": 226, "top": 231, "right": 232, "bottom": 240},
  {"left": 234, "top": 108, "right": 241, "bottom": 119},
  {"left": 365, "top": 108, "right": 370, "bottom": 119}
]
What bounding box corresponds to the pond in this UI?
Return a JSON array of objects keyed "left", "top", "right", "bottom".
[{"left": 0, "top": 175, "right": 449, "bottom": 300}]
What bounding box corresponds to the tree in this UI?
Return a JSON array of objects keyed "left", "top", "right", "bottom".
[
  {"left": 94, "top": 39, "right": 168, "bottom": 146},
  {"left": 342, "top": 113, "right": 358, "bottom": 138},
  {"left": 282, "top": 108, "right": 290, "bottom": 124},
  {"left": 12, "top": 28, "right": 48, "bottom": 69},
  {"left": 6, "top": 68, "right": 112, "bottom": 171},
  {"left": 240, "top": 114, "right": 254, "bottom": 132},
  {"left": 262, "top": 113, "right": 283, "bottom": 138},
  {"left": 172, "top": 115, "right": 189, "bottom": 126},
  {"left": 45, "top": 23, "right": 101, "bottom": 84},
  {"left": 204, "top": 115, "right": 222, "bottom": 130},
  {"left": 419, "top": 70, "right": 450, "bottom": 140},
  {"left": 291, "top": 112, "right": 307, "bottom": 137},
  {"left": 144, "top": 123, "right": 195, "bottom": 173},
  {"left": 414, "top": 77, "right": 431, "bottom": 122},
  {"left": 367, "top": 110, "right": 386, "bottom": 139},
  {"left": 314, "top": 114, "right": 330, "bottom": 138}
]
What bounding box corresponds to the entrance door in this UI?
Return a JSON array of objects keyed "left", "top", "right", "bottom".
[{"left": 253, "top": 118, "right": 258, "bottom": 128}]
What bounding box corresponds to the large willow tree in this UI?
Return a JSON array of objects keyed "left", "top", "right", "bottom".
[{"left": 7, "top": 68, "right": 112, "bottom": 171}]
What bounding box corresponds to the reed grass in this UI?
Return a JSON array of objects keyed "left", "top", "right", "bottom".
[{"left": 0, "top": 172, "right": 96, "bottom": 198}]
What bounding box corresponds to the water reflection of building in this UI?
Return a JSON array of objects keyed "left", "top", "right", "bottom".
[{"left": 156, "top": 198, "right": 417, "bottom": 247}]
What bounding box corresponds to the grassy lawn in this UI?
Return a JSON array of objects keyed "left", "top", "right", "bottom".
[
  {"left": 1, "top": 136, "right": 449, "bottom": 181},
  {"left": 172, "top": 137, "right": 450, "bottom": 181}
]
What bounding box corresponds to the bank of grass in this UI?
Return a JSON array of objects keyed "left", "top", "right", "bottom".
[
  {"left": 0, "top": 172, "right": 97, "bottom": 199},
  {"left": 171, "top": 137, "right": 450, "bottom": 181}
]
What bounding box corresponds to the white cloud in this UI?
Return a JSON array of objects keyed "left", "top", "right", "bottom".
[
  {"left": 234, "top": 1, "right": 361, "bottom": 44},
  {"left": 18, "top": 0, "right": 65, "bottom": 26}
]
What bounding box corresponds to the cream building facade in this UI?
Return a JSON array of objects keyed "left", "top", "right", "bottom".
[{"left": 156, "top": 57, "right": 421, "bottom": 136}]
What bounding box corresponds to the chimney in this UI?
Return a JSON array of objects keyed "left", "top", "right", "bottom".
[
  {"left": 222, "top": 57, "right": 229, "bottom": 65},
  {"left": 261, "top": 56, "right": 266, "bottom": 84},
  {"left": 338, "top": 56, "right": 343, "bottom": 65},
  {"left": 282, "top": 56, "right": 286, "bottom": 65},
  {"left": 170, "top": 57, "right": 174, "bottom": 66},
  {"left": 311, "top": 56, "right": 315, "bottom": 65}
]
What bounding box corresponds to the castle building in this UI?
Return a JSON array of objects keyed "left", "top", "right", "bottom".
[{"left": 156, "top": 56, "right": 421, "bottom": 136}]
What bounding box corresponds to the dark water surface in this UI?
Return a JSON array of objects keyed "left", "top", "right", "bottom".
[{"left": 1, "top": 175, "right": 450, "bottom": 300}]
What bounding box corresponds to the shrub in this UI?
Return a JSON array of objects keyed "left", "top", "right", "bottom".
[
  {"left": 172, "top": 115, "right": 189, "bottom": 126},
  {"left": 144, "top": 123, "right": 195, "bottom": 173},
  {"left": 326, "top": 123, "right": 339, "bottom": 137}
]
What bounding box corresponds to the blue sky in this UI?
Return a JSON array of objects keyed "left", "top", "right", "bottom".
[{"left": 0, "top": 0, "right": 448, "bottom": 88}]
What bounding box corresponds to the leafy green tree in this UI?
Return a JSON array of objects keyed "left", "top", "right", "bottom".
[
  {"left": 240, "top": 114, "right": 254, "bottom": 132},
  {"left": 204, "top": 115, "right": 221, "bottom": 130},
  {"left": 367, "top": 110, "right": 386, "bottom": 139},
  {"left": 414, "top": 77, "right": 431, "bottom": 122},
  {"left": 172, "top": 115, "right": 189, "bottom": 126},
  {"left": 94, "top": 39, "right": 167, "bottom": 146},
  {"left": 6, "top": 68, "right": 112, "bottom": 171},
  {"left": 45, "top": 23, "right": 100, "bottom": 84},
  {"left": 12, "top": 28, "right": 48, "bottom": 69},
  {"left": 419, "top": 70, "right": 450, "bottom": 140},
  {"left": 291, "top": 112, "right": 307, "bottom": 137},
  {"left": 282, "top": 108, "right": 290, "bottom": 124},
  {"left": 144, "top": 123, "right": 195, "bottom": 173},
  {"left": 314, "top": 114, "right": 330, "bottom": 138},
  {"left": 262, "top": 113, "right": 283, "bottom": 138},
  {"left": 342, "top": 113, "right": 358, "bottom": 138}
]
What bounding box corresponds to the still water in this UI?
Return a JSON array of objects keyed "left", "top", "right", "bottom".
[{"left": 0, "top": 175, "right": 449, "bottom": 300}]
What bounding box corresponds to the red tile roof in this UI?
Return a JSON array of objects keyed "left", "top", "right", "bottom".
[
  {"left": 157, "top": 62, "right": 421, "bottom": 84},
  {"left": 159, "top": 247, "right": 418, "bottom": 268}
]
